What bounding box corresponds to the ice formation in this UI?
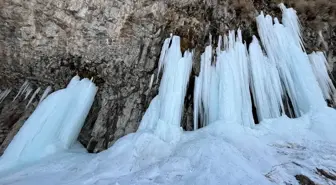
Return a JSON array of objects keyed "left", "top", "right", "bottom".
[
  {"left": 256, "top": 9, "right": 326, "bottom": 117},
  {"left": 26, "top": 87, "right": 41, "bottom": 108},
  {"left": 38, "top": 86, "right": 52, "bottom": 105},
  {"left": 194, "top": 31, "right": 254, "bottom": 127},
  {"left": 1, "top": 3, "right": 336, "bottom": 185},
  {"left": 139, "top": 36, "right": 193, "bottom": 142},
  {"left": 13, "top": 81, "right": 29, "bottom": 101},
  {"left": 0, "top": 89, "right": 11, "bottom": 104},
  {"left": 0, "top": 76, "right": 97, "bottom": 170},
  {"left": 309, "top": 51, "right": 336, "bottom": 102}
]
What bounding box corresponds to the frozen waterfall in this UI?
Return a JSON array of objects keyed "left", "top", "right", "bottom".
[{"left": 0, "top": 3, "right": 335, "bottom": 180}]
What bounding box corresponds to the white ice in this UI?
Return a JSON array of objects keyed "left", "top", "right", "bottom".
[
  {"left": 0, "top": 76, "right": 97, "bottom": 171},
  {"left": 1, "top": 3, "right": 336, "bottom": 185},
  {"left": 139, "top": 36, "right": 193, "bottom": 143},
  {"left": 309, "top": 51, "right": 336, "bottom": 102},
  {"left": 256, "top": 6, "right": 326, "bottom": 117},
  {"left": 249, "top": 36, "right": 284, "bottom": 121}
]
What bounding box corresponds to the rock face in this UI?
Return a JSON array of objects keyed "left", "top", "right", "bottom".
[{"left": 0, "top": 0, "right": 336, "bottom": 153}]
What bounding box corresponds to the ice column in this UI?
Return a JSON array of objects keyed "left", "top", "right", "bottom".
[
  {"left": 139, "top": 36, "right": 193, "bottom": 142},
  {"left": 309, "top": 51, "right": 336, "bottom": 102},
  {"left": 249, "top": 36, "right": 284, "bottom": 121},
  {"left": 194, "top": 30, "right": 254, "bottom": 127},
  {"left": 0, "top": 76, "right": 97, "bottom": 168}
]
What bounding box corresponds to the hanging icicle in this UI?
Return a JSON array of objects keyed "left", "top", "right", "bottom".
[
  {"left": 256, "top": 5, "right": 326, "bottom": 117},
  {"left": 38, "top": 86, "right": 52, "bottom": 105},
  {"left": 13, "top": 81, "right": 29, "bottom": 101},
  {"left": 26, "top": 87, "right": 41, "bottom": 109},
  {"left": 0, "top": 89, "right": 11, "bottom": 104},
  {"left": 139, "top": 35, "right": 193, "bottom": 142},
  {"left": 249, "top": 36, "right": 284, "bottom": 122},
  {"left": 309, "top": 51, "right": 336, "bottom": 103}
]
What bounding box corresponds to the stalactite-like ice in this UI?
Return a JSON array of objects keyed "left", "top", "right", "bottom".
[
  {"left": 279, "top": 3, "right": 304, "bottom": 50},
  {"left": 13, "top": 81, "right": 29, "bottom": 101},
  {"left": 309, "top": 51, "right": 336, "bottom": 102},
  {"left": 194, "top": 31, "right": 254, "bottom": 127},
  {"left": 148, "top": 74, "right": 155, "bottom": 90},
  {"left": 38, "top": 86, "right": 52, "bottom": 105},
  {"left": 139, "top": 36, "right": 193, "bottom": 142},
  {"left": 0, "top": 76, "right": 97, "bottom": 169},
  {"left": 199, "top": 45, "right": 212, "bottom": 127},
  {"left": 0, "top": 89, "right": 11, "bottom": 104},
  {"left": 216, "top": 30, "right": 254, "bottom": 126},
  {"left": 193, "top": 76, "right": 201, "bottom": 130},
  {"left": 256, "top": 6, "right": 326, "bottom": 117},
  {"left": 26, "top": 87, "right": 41, "bottom": 108},
  {"left": 249, "top": 36, "right": 284, "bottom": 121}
]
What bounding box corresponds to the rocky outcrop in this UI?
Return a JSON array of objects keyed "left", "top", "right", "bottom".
[{"left": 0, "top": 0, "right": 336, "bottom": 153}]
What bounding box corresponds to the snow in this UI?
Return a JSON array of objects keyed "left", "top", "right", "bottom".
[
  {"left": 1, "top": 3, "right": 336, "bottom": 185},
  {"left": 1, "top": 107, "right": 336, "bottom": 185}
]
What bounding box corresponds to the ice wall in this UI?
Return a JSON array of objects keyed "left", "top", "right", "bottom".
[{"left": 0, "top": 76, "right": 97, "bottom": 169}]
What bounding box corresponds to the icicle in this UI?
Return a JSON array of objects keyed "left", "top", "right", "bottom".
[
  {"left": 208, "top": 66, "right": 218, "bottom": 123},
  {"left": 279, "top": 3, "right": 305, "bottom": 51},
  {"left": 249, "top": 36, "right": 283, "bottom": 121},
  {"left": 13, "top": 81, "right": 29, "bottom": 101},
  {"left": 0, "top": 89, "right": 11, "bottom": 104},
  {"left": 148, "top": 74, "right": 154, "bottom": 90},
  {"left": 193, "top": 77, "right": 201, "bottom": 130},
  {"left": 216, "top": 35, "right": 222, "bottom": 54},
  {"left": 256, "top": 7, "right": 326, "bottom": 117},
  {"left": 26, "top": 87, "right": 41, "bottom": 109},
  {"left": 138, "top": 35, "right": 193, "bottom": 142},
  {"left": 38, "top": 86, "right": 52, "bottom": 105},
  {"left": 24, "top": 87, "right": 33, "bottom": 100},
  {"left": 235, "top": 30, "right": 254, "bottom": 127},
  {"left": 309, "top": 51, "right": 336, "bottom": 102},
  {"left": 156, "top": 34, "right": 172, "bottom": 83},
  {"left": 200, "top": 45, "right": 212, "bottom": 126}
]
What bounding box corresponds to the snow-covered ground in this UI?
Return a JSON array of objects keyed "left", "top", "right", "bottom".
[{"left": 0, "top": 107, "right": 336, "bottom": 185}]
